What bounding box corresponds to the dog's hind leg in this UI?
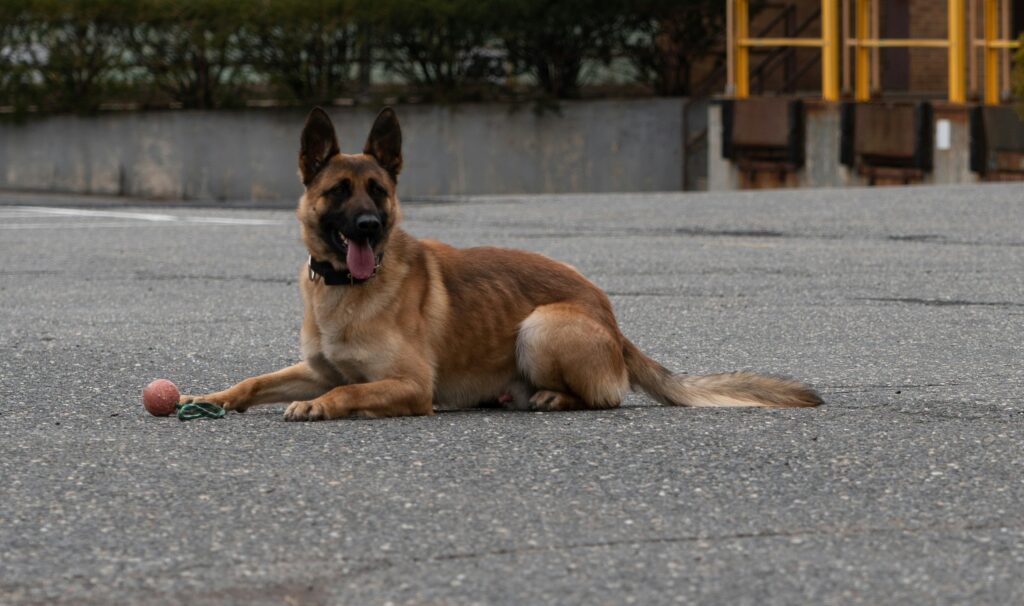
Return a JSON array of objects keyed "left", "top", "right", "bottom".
[{"left": 515, "top": 303, "right": 629, "bottom": 411}]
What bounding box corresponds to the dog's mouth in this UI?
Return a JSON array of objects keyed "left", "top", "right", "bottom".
[{"left": 327, "top": 229, "right": 378, "bottom": 280}]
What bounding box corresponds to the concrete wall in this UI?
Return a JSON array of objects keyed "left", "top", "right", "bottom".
[
  {"left": 0, "top": 99, "right": 687, "bottom": 201},
  {"left": 708, "top": 100, "right": 980, "bottom": 191}
]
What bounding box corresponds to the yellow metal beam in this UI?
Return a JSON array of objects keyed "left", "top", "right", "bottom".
[
  {"left": 948, "top": 0, "right": 966, "bottom": 103},
  {"left": 735, "top": 0, "right": 749, "bottom": 98},
  {"left": 739, "top": 38, "right": 825, "bottom": 48},
  {"left": 822, "top": 0, "right": 840, "bottom": 101},
  {"left": 847, "top": 38, "right": 950, "bottom": 48},
  {"left": 854, "top": 0, "right": 870, "bottom": 101},
  {"left": 973, "top": 39, "right": 1023, "bottom": 48}
]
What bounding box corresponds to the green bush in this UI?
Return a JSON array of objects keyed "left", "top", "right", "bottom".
[
  {"left": 0, "top": 0, "right": 730, "bottom": 113},
  {"left": 622, "top": 0, "right": 726, "bottom": 96},
  {"left": 250, "top": 0, "right": 360, "bottom": 105},
  {"left": 0, "top": 0, "right": 36, "bottom": 116},
  {"left": 2, "top": 0, "right": 133, "bottom": 113},
  {"left": 497, "top": 0, "right": 626, "bottom": 99},
  {"left": 366, "top": 0, "right": 505, "bottom": 101},
  {"left": 123, "top": 0, "right": 256, "bottom": 109}
]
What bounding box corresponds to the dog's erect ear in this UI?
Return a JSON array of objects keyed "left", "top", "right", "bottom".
[
  {"left": 299, "top": 107, "right": 340, "bottom": 186},
  {"left": 363, "top": 107, "right": 402, "bottom": 180}
]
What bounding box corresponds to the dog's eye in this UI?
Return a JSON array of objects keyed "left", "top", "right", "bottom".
[
  {"left": 326, "top": 179, "right": 352, "bottom": 200},
  {"left": 367, "top": 179, "right": 387, "bottom": 199}
]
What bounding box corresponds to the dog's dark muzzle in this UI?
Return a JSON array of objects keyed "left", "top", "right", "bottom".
[
  {"left": 321, "top": 211, "right": 384, "bottom": 255},
  {"left": 354, "top": 213, "right": 382, "bottom": 239}
]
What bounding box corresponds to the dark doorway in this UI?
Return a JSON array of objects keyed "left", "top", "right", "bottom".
[{"left": 881, "top": 0, "right": 910, "bottom": 92}]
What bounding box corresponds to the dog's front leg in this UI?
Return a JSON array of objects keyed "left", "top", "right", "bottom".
[
  {"left": 181, "top": 362, "right": 333, "bottom": 413},
  {"left": 283, "top": 377, "right": 433, "bottom": 421}
]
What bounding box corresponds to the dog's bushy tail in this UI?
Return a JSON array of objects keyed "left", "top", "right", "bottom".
[{"left": 623, "top": 341, "right": 822, "bottom": 408}]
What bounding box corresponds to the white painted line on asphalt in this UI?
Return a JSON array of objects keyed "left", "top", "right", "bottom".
[
  {"left": 0, "top": 210, "right": 61, "bottom": 219},
  {"left": 10, "top": 206, "right": 177, "bottom": 221},
  {"left": 181, "top": 216, "right": 287, "bottom": 226},
  {"left": 0, "top": 222, "right": 228, "bottom": 229},
  {"left": 4, "top": 206, "right": 287, "bottom": 226}
]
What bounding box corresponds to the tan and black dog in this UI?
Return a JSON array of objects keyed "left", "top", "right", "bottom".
[{"left": 181, "top": 107, "right": 822, "bottom": 420}]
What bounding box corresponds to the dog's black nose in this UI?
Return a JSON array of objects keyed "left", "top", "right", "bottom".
[{"left": 355, "top": 214, "right": 382, "bottom": 237}]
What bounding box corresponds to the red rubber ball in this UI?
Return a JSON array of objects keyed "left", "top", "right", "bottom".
[{"left": 143, "top": 379, "right": 179, "bottom": 417}]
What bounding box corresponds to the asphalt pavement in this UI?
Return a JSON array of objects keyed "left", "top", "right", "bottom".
[{"left": 1, "top": 183, "right": 1023, "bottom": 605}]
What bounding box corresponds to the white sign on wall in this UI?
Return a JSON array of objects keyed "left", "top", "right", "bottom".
[{"left": 936, "top": 119, "right": 951, "bottom": 151}]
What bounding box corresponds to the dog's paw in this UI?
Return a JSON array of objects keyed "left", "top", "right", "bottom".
[
  {"left": 284, "top": 400, "right": 328, "bottom": 422},
  {"left": 180, "top": 394, "right": 248, "bottom": 413}
]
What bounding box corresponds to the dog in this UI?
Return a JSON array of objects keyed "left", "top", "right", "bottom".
[{"left": 180, "top": 107, "right": 822, "bottom": 420}]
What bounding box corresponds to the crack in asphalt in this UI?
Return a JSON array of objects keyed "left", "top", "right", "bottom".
[
  {"left": 827, "top": 381, "right": 968, "bottom": 389},
  {"left": 57, "top": 520, "right": 1023, "bottom": 603},
  {"left": 497, "top": 226, "right": 1024, "bottom": 248},
  {"left": 857, "top": 297, "right": 1024, "bottom": 308},
  {"left": 421, "top": 520, "right": 1024, "bottom": 564}
]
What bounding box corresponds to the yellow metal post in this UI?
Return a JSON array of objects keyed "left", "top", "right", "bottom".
[
  {"left": 854, "top": 0, "right": 871, "bottom": 101},
  {"left": 948, "top": 0, "right": 966, "bottom": 103},
  {"left": 983, "top": 0, "right": 999, "bottom": 104},
  {"left": 969, "top": 0, "right": 977, "bottom": 96},
  {"left": 842, "top": 0, "right": 851, "bottom": 93},
  {"left": 726, "top": 0, "right": 734, "bottom": 95},
  {"left": 735, "top": 0, "right": 749, "bottom": 98},
  {"left": 821, "top": 0, "right": 840, "bottom": 101}
]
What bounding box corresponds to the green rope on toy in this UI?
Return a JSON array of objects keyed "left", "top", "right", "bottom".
[{"left": 175, "top": 401, "right": 225, "bottom": 421}]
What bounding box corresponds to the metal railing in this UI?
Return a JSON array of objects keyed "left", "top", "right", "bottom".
[
  {"left": 728, "top": 0, "right": 1023, "bottom": 104},
  {"left": 695, "top": 3, "right": 820, "bottom": 98},
  {"left": 728, "top": 0, "right": 841, "bottom": 100},
  {"left": 972, "top": 0, "right": 1021, "bottom": 104}
]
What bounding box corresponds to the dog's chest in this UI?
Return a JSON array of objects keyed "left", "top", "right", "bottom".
[
  {"left": 311, "top": 299, "right": 398, "bottom": 383},
  {"left": 319, "top": 338, "right": 379, "bottom": 383}
]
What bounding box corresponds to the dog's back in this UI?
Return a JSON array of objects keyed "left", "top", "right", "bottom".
[{"left": 418, "top": 237, "right": 822, "bottom": 411}]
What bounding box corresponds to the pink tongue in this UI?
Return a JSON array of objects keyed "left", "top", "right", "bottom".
[{"left": 346, "top": 240, "right": 377, "bottom": 280}]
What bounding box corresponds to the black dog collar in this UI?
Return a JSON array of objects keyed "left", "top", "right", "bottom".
[{"left": 308, "top": 255, "right": 382, "bottom": 286}]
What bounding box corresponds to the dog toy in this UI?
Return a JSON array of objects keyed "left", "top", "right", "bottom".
[
  {"left": 143, "top": 379, "right": 225, "bottom": 421},
  {"left": 175, "top": 400, "right": 225, "bottom": 421},
  {"left": 143, "top": 379, "right": 179, "bottom": 416}
]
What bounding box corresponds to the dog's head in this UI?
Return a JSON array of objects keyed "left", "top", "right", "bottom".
[{"left": 296, "top": 107, "right": 403, "bottom": 281}]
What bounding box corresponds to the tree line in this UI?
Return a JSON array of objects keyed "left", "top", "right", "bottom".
[{"left": 0, "top": 0, "right": 725, "bottom": 114}]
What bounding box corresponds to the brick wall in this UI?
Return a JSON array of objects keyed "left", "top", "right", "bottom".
[{"left": 907, "top": 0, "right": 952, "bottom": 93}]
